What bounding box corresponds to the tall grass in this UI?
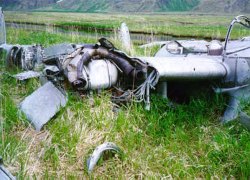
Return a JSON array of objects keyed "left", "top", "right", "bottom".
[
  {"left": 4, "top": 11, "right": 250, "bottom": 40},
  {"left": 0, "top": 26, "right": 250, "bottom": 179}
]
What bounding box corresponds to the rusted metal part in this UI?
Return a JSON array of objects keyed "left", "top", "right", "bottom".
[
  {"left": 96, "top": 47, "right": 143, "bottom": 80},
  {"left": 75, "top": 51, "right": 91, "bottom": 88}
]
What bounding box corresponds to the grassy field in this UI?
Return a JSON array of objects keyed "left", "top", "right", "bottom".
[
  {"left": 4, "top": 11, "right": 250, "bottom": 40},
  {"left": 1, "top": 19, "right": 250, "bottom": 179}
]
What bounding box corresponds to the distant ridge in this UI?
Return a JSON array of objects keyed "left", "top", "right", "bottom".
[
  {"left": 193, "top": 0, "right": 250, "bottom": 13},
  {"left": 0, "top": 0, "right": 249, "bottom": 13}
]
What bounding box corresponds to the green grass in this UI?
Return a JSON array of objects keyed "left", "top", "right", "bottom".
[
  {"left": 4, "top": 11, "right": 250, "bottom": 40},
  {"left": 1, "top": 25, "right": 250, "bottom": 179},
  {"left": 55, "top": 21, "right": 117, "bottom": 30}
]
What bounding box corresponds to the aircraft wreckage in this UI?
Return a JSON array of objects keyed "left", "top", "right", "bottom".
[{"left": 1, "top": 9, "right": 250, "bottom": 132}]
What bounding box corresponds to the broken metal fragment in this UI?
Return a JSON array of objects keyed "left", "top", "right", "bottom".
[
  {"left": 0, "top": 156, "right": 16, "bottom": 180},
  {"left": 119, "top": 22, "right": 131, "bottom": 51},
  {"left": 239, "top": 112, "right": 250, "bottom": 130},
  {"left": 86, "top": 142, "right": 122, "bottom": 173},
  {"left": 19, "top": 81, "right": 68, "bottom": 131},
  {"left": 43, "top": 42, "right": 75, "bottom": 60},
  {"left": 13, "top": 71, "right": 41, "bottom": 81},
  {"left": 0, "top": 7, "right": 6, "bottom": 45}
]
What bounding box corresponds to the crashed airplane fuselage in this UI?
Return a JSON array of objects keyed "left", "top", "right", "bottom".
[{"left": 1, "top": 8, "right": 250, "bottom": 131}]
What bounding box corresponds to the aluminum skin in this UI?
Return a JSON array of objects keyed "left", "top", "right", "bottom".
[
  {"left": 0, "top": 156, "right": 16, "bottom": 180},
  {"left": 86, "top": 142, "right": 122, "bottom": 173},
  {"left": 19, "top": 81, "right": 68, "bottom": 131}
]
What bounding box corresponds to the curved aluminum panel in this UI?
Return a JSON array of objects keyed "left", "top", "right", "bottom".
[
  {"left": 86, "top": 142, "right": 122, "bottom": 173},
  {"left": 139, "top": 56, "right": 227, "bottom": 81}
]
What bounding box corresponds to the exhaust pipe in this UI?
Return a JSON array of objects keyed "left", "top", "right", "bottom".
[{"left": 73, "top": 45, "right": 143, "bottom": 89}]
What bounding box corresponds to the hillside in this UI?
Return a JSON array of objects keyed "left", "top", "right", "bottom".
[
  {"left": 193, "top": 0, "right": 250, "bottom": 13},
  {"left": 0, "top": 0, "right": 57, "bottom": 11},
  {"left": 0, "top": 0, "right": 249, "bottom": 13},
  {"left": 0, "top": 0, "right": 199, "bottom": 12},
  {"left": 49, "top": 0, "right": 200, "bottom": 12}
]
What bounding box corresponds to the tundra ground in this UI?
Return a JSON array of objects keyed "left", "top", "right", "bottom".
[{"left": 0, "top": 22, "right": 250, "bottom": 179}]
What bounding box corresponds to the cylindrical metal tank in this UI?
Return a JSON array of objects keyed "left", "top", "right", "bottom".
[
  {"left": 82, "top": 59, "right": 119, "bottom": 90},
  {"left": 139, "top": 56, "right": 227, "bottom": 81}
]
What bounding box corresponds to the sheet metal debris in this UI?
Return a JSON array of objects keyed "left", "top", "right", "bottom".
[
  {"left": 86, "top": 142, "right": 122, "bottom": 173},
  {"left": 0, "top": 156, "right": 16, "bottom": 180},
  {"left": 13, "top": 71, "right": 41, "bottom": 81},
  {"left": 19, "top": 81, "right": 68, "bottom": 131}
]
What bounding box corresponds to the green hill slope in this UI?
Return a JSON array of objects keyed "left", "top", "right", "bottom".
[
  {"left": 0, "top": 0, "right": 200, "bottom": 12},
  {"left": 0, "top": 0, "right": 249, "bottom": 13},
  {"left": 193, "top": 0, "right": 250, "bottom": 13}
]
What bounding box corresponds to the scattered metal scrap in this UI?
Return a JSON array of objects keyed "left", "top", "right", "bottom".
[
  {"left": 13, "top": 71, "right": 41, "bottom": 81},
  {"left": 0, "top": 156, "right": 16, "bottom": 180},
  {"left": 86, "top": 142, "right": 122, "bottom": 173},
  {"left": 19, "top": 81, "right": 67, "bottom": 131},
  {"left": 1, "top": 6, "right": 250, "bottom": 131}
]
